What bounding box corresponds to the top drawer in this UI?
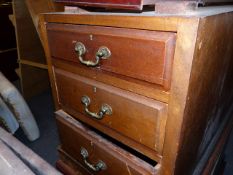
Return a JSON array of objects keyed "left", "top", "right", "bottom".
[{"left": 47, "top": 23, "right": 176, "bottom": 89}]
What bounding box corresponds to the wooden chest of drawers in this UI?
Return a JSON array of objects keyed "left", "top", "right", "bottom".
[{"left": 40, "top": 6, "right": 233, "bottom": 175}]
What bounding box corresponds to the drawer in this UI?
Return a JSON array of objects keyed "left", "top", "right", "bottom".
[
  {"left": 57, "top": 150, "right": 91, "bottom": 175},
  {"left": 47, "top": 23, "right": 176, "bottom": 89},
  {"left": 56, "top": 110, "right": 158, "bottom": 175},
  {"left": 55, "top": 68, "right": 168, "bottom": 158}
]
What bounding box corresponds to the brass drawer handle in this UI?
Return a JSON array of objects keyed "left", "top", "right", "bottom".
[
  {"left": 80, "top": 147, "right": 107, "bottom": 172},
  {"left": 75, "top": 42, "right": 111, "bottom": 67},
  {"left": 81, "top": 95, "right": 112, "bottom": 120}
]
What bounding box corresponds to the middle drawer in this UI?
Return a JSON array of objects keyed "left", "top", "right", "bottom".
[{"left": 54, "top": 68, "right": 167, "bottom": 160}]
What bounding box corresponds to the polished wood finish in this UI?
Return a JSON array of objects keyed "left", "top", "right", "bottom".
[
  {"left": 55, "top": 68, "right": 167, "bottom": 158},
  {"left": 171, "top": 12, "right": 233, "bottom": 175},
  {"left": 54, "top": 0, "right": 233, "bottom": 11},
  {"left": 47, "top": 23, "right": 176, "bottom": 89},
  {"left": 56, "top": 110, "right": 157, "bottom": 175},
  {"left": 160, "top": 17, "right": 200, "bottom": 175},
  {"left": 58, "top": 148, "right": 91, "bottom": 175},
  {"left": 54, "top": 0, "right": 155, "bottom": 10},
  {"left": 53, "top": 59, "right": 170, "bottom": 103},
  {"left": 42, "top": 14, "right": 179, "bottom": 32},
  {"left": 40, "top": 6, "right": 233, "bottom": 175}
]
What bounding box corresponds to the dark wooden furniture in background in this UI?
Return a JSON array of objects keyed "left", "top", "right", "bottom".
[
  {"left": 54, "top": 0, "right": 233, "bottom": 11},
  {"left": 40, "top": 5, "right": 233, "bottom": 175},
  {"left": 13, "top": 0, "right": 49, "bottom": 98},
  {"left": 54, "top": 0, "right": 156, "bottom": 10},
  {"left": 0, "top": 0, "right": 18, "bottom": 81},
  {"left": 12, "top": 0, "right": 62, "bottom": 98},
  {"left": 25, "top": 0, "right": 63, "bottom": 41}
]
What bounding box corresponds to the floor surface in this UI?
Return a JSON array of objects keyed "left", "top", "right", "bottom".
[{"left": 14, "top": 90, "right": 60, "bottom": 167}]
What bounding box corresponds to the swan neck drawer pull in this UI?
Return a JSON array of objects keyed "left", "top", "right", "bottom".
[
  {"left": 81, "top": 95, "right": 112, "bottom": 119},
  {"left": 75, "top": 42, "right": 111, "bottom": 67},
  {"left": 80, "top": 147, "right": 107, "bottom": 172}
]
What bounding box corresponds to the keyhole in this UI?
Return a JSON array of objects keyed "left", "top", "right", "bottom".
[
  {"left": 93, "top": 87, "right": 97, "bottom": 93},
  {"left": 89, "top": 34, "right": 93, "bottom": 41}
]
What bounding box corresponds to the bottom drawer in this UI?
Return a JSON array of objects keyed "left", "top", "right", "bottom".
[
  {"left": 56, "top": 110, "right": 159, "bottom": 175},
  {"left": 57, "top": 150, "right": 90, "bottom": 175}
]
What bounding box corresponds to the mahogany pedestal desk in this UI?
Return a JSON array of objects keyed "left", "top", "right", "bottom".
[{"left": 40, "top": 6, "right": 233, "bottom": 175}]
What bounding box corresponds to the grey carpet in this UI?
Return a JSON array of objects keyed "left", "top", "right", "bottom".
[
  {"left": 14, "top": 90, "right": 60, "bottom": 167},
  {"left": 223, "top": 128, "right": 233, "bottom": 175}
]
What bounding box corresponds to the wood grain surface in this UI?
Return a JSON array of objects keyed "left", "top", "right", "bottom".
[
  {"left": 173, "top": 12, "right": 233, "bottom": 175},
  {"left": 39, "top": 8, "right": 233, "bottom": 175},
  {"left": 54, "top": 0, "right": 155, "bottom": 10},
  {"left": 55, "top": 68, "right": 167, "bottom": 158},
  {"left": 52, "top": 58, "right": 170, "bottom": 103},
  {"left": 56, "top": 110, "right": 157, "bottom": 175},
  {"left": 47, "top": 23, "right": 176, "bottom": 89}
]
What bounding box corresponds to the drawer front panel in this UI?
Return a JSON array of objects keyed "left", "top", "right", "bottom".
[
  {"left": 55, "top": 68, "right": 167, "bottom": 154},
  {"left": 47, "top": 23, "right": 176, "bottom": 89},
  {"left": 56, "top": 110, "right": 156, "bottom": 175}
]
